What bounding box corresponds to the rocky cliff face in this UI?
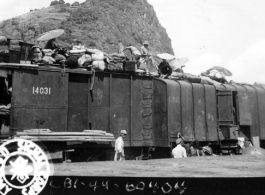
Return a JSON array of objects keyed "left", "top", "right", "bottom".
[{"left": 0, "top": 0, "right": 174, "bottom": 55}]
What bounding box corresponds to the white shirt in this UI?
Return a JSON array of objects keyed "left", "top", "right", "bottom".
[
  {"left": 115, "top": 136, "right": 124, "bottom": 154},
  {"left": 172, "top": 144, "right": 187, "bottom": 158},
  {"left": 141, "top": 46, "right": 149, "bottom": 55}
]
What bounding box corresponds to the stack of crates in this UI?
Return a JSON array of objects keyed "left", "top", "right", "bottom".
[{"left": 0, "top": 38, "right": 34, "bottom": 64}]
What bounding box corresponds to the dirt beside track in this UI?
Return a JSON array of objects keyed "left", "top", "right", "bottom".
[{"left": 52, "top": 155, "right": 265, "bottom": 177}]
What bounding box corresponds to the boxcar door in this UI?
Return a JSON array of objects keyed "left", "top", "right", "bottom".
[
  {"left": 217, "top": 91, "right": 236, "bottom": 125},
  {"left": 11, "top": 69, "right": 68, "bottom": 132}
]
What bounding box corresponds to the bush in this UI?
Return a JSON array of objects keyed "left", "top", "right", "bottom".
[
  {"left": 59, "top": 0, "right": 65, "bottom": 5},
  {"left": 58, "top": 7, "right": 67, "bottom": 13},
  {"left": 89, "top": 42, "right": 96, "bottom": 47},
  {"left": 71, "top": 1, "right": 80, "bottom": 6},
  {"left": 50, "top": 1, "right": 59, "bottom": 6}
]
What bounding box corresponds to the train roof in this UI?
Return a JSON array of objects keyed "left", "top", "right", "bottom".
[{"left": 1, "top": 62, "right": 265, "bottom": 93}]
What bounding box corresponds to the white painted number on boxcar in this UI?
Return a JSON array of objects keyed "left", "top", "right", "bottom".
[
  {"left": 33, "top": 87, "right": 51, "bottom": 95},
  {"left": 169, "top": 97, "right": 180, "bottom": 103}
]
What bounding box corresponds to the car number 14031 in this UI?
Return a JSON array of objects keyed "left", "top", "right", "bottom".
[{"left": 33, "top": 87, "right": 51, "bottom": 95}]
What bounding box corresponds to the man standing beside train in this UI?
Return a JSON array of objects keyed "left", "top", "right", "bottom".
[
  {"left": 172, "top": 138, "right": 187, "bottom": 158},
  {"left": 114, "top": 130, "right": 127, "bottom": 161}
]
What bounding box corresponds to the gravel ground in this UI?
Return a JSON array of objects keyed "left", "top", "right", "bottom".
[{"left": 52, "top": 154, "right": 265, "bottom": 177}]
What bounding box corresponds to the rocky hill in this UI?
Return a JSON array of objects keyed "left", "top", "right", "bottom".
[{"left": 0, "top": 0, "right": 174, "bottom": 55}]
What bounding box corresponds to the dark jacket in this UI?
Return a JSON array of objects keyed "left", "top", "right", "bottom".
[{"left": 44, "top": 39, "right": 58, "bottom": 50}]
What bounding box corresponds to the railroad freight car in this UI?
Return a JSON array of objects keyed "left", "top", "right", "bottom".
[{"left": 0, "top": 64, "right": 265, "bottom": 161}]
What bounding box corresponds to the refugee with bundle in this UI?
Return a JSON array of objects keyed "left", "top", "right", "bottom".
[
  {"left": 114, "top": 130, "right": 127, "bottom": 161},
  {"left": 172, "top": 138, "right": 187, "bottom": 158}
]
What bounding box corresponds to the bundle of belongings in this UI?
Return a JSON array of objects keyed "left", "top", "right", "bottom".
[
  {"left": 121, "top": 45, "right": 159, "bottom": 76},
  {"left": 31, "top": 46, "right": 69, "bottom": 65},
  {"left": 66, "top": 48, "right": 106, "bottom": 70},
  {"left": 168, "top": 67, "right": 229, "bottom": 85},
  {"left": 29, "top": 37, "right": 162, "bottom": 77},
  {"left": 156, "top": 53, "right": 231, "bottom": 85},
  {"left": 200, "top": 68, "right": 228, "bottom": 84}
]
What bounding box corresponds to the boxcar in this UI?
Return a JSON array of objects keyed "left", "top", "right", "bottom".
[{"left": 0, "top": 64, "right": 265, "bottom": 160}]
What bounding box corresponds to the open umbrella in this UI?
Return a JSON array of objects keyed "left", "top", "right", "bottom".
[
  {"left": 157, "top": 53, "right": 175, "bottom": 60},
  {"left": 212, "top": 66, "right": 232, "bottom": 76},
  {"left": 36, "top": 29, "right": 64, "bottom": 41},
  {"left": 168, "top": 58, "right": 189, "bottom": 71}
]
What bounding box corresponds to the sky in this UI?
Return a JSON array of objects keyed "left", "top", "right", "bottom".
[{"left": 1, "top": 0, "right": 265, "bottom": 84}]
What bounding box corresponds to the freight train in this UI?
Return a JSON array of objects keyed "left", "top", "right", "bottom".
[{"left": 0, "top": 63, "right": 265, "bottom": 161}]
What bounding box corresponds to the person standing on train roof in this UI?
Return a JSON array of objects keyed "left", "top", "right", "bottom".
[
  {"left": 141, "top": 41, "right": 150, "bottom": 55},
  {"left": 114, "top": 130, "right": 127, "bottom": 161},
  {"left": 141, "top": 41, "right": 157, "bottom": 74},
  {"left": 172, "top": 138, "right": 187, "bottom": 158}
]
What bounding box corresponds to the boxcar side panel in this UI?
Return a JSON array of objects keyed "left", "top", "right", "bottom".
[
  {"left": 153, "top": 79, "right": 168, "bottom": 146},
  {"left": 11, "top": 70, "right": 68, "bottom": 132},
  {"left": 244, "top": 86, "right": 259, "bottom": 137},
  {"left": 192, "top": 83, "right": 206, "bottom": 141},
  {"left": 88, "top": 73, "right": 110, "bottom": 133},
  {"left": 12, "top": 108, "right": 67, "bottom": 132},
  {"left": 89, "top": 107, "right": 110, "bottom": 133},
  {"left": 167, "top": 80, "right": 181, "bottom": 141},
  {"left": 233, "top": 85, "right": 252, "bottom": 125},
  {"left": 179, "top": 81, "right": 194, "bottom": 141},
  {"left": 68, "top": 73, "right": 88, "bottom": 132},
  {"left": 88, "top": 73, "right": 110, "bottom": 108},
  {"left": 12, "top": 70, "right": 68, "bottom": 106},
  {"left": 110, "top": 107, "right": 131, "bottom": 145},
  {"left": 110, "top": 74, "right": 131, "bottom": 146},
  {"left": 131, "top": 76, "right": 153, "bottom": 146},
  {"left": 204, "top": 85, "right": 218, "bottom": 141},
  {"left": 217, "top": 91, "right": 234, "bottom": 125},
  {"left": 255, "top": 87, "right": 265, "bottom": 139}
]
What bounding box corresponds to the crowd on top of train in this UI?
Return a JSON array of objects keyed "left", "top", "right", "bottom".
[{"left": 29, "top": 35, "right": 233, "bottom": 86}]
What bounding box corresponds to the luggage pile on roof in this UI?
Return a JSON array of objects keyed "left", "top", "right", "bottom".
[{"left": 1, "top": 31, "right": 234, "bottom": 85}]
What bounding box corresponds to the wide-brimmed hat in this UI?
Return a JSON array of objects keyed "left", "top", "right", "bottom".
[
  {"left": 120, "top": 130, "right": 127, "bottom": 135},
  {"left": 176, "top": 138, "right": 183, "bottom": 144},
  {"left": 157, "top": 53, "right": 175, "bottom": 60},
  {"left": 143, "top": 41, "right": 149, "bottom": 45},
  {"left": 36, "top": 29, "right": 64, "bottom": 41}
]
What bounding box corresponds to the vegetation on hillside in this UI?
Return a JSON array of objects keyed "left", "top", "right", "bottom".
[{"left": 0, "top": 0, "right": 173, "bottom": 54}]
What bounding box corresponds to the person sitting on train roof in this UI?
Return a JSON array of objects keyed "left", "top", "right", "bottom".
[
  {"left": 31, "top": 46, "right": 45, "bottom": 63},
  {"left": 172, "top": 138, "right": 187, "bottom": 158},
  {"left": 44, "top": 38, "right": 59, "bottom": 50},
  {"left": 158, "top": 59, "right": 172, "bottom": 78}
]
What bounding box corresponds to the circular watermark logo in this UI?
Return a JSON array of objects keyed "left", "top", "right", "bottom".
[{"left": 0, "top": 139, "right": 50, "bottom": 195}]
